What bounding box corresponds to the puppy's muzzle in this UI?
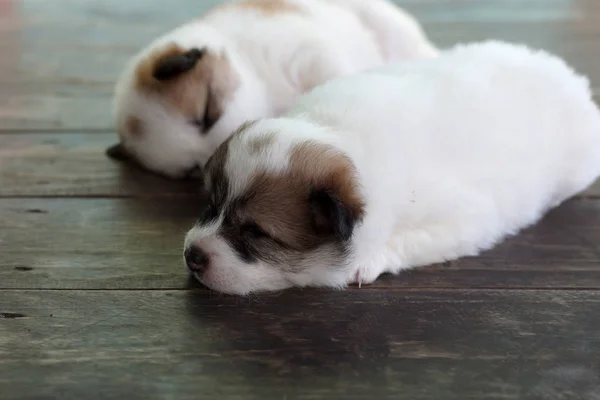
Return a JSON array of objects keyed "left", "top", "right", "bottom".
[{"left": 184, "top": 245, "right": 209, "bottom": 274}]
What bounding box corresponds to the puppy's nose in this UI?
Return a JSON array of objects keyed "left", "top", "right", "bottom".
[{"left": 184, "top": 245, "right": 209, "bottom": 273}]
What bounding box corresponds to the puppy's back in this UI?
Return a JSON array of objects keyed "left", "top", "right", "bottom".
[
  {"left": 289, "top": 40, "right": 600, "bottom": 225},
  {"left": 294, "top": 40, "right": 600, "bottom": 177}
]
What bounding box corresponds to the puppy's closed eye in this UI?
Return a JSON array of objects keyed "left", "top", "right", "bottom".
[
  {"left": 191, "top": 118, "right": 206, "bottom": 131},
  {"left": 190, "top": 115, "right": 216, "bottom": 135},
  {"left": 241, "top": 222, "right": 269, "bottom": 239}
]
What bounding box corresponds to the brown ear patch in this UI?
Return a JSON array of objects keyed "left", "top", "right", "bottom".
[
  {"left": 241, "top": 171, "right": 322, "bottom": 251},
  {"left": 152, "top": 47, "right": 206, "bottom": 81},
  {"left": 240, "top": 142, "right": 365, "bottom": 251},
  {"left": 290, "top": 142, "right": 365, "bottom": 224},
  {"left": 134, "top": 43, "right": 187, "bottom": 91},
  {"left": 133, "top": 43, "right": 240, "bottom": 127}
]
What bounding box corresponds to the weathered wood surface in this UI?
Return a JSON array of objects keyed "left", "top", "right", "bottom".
[
  {"left": 2, "top": 289, "right": 600, "bottom": 400},
  {"left": 1, "top": 198, "right": 600, "bottom": 290},
  {"left": 2, "top": 0, "right": 600, "bottom": 399},
  {"left": 0, "top": 133, "right": 200, "bottom": 196},
  {"left": 1, "top": 133, "right": 598, "bottom": 197},
  {"left": 0, "top": 0, "right": 599, "bottom": 130}
]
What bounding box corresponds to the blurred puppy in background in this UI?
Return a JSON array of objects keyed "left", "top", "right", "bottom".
[
  {"left": 183, "top": 41, "right": 600, "bottom": 295},
  {"left": 108, "top": 0, "right": 438, "bottom": 178}
]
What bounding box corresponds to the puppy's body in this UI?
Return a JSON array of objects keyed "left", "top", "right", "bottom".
[
  {"left": 324, "top": 0, "right": 439, "bottom": 61},
  {"left": 111, "top": 0, "right": 437, "bottom": 178},
  {"left": 184, "top": 41, "right": 600, "bottom": 295}
]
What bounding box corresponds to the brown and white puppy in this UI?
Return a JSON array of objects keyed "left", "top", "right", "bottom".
[
  {"left": 183, "top": 41, "right": 600, "bottom": 295},
  {"left": 108, "top": 0, "right": 438, "bottom": 178}
]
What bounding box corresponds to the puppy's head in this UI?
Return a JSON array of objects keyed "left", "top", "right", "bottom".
[
  {"left": 110, "top": 34, "right": 262, "bottom": 179},
  {"left": 183, "top": 119, "right": 366, "bottom": 294}
]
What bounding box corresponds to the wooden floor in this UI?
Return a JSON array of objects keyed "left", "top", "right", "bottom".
[{"left": 2, "top": 0, "right": 600, "bottom": 398}]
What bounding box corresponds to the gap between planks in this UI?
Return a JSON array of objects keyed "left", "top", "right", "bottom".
[{"left": 2, "top": 286, "right": 600, "bottom": 292}]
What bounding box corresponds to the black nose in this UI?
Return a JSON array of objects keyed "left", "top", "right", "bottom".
[{"left": 184, "top": 245, "right": 209, "bottom": 273}]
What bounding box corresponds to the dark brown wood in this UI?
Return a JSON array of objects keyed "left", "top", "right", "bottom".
[
  {"left": 0, "top": 0, "right": 599, "bottom": 130},
  {"left": 584, "top": 180, "right": 600, "bottom": 197},
  {"left": 1, "top": 133, "right": 597, "bottom": 197},
  {"left": 1, "top": 197, "right": 600, "bottom": 290},
  {"left": 1, "top": 289, "right": 600, "bottom": 400},
  {"left": 0, "top": 197, "right": 200, "bottom": 290},
  {"left": 0, "top": 133, "right": 200, "bottom": 196}
]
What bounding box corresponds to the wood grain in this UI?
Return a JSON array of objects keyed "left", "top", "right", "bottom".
[
  {"left": 0, "top": 133, "right": 200, "bottom": 196},
  {"left": 2, "top": 289, "right": 600, "bottom": 400},
  {"left": 0, "top": 198, "right": 199, "bottom": 289},
  {"left": 2, "top": 197, "right": 600, "bottom": 290},
  {"left": 1, "top": 133, "right": 598, "bottom": 197},
  {"left": 0, "top": 0, "right": 599, "bottom": 130},
  {"left": 2, "top": 1, "right": 600, "bottom": 399}
]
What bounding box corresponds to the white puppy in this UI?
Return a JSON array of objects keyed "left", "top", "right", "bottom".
[
  {"left": 183, "top": 41, "right": 600, "bottom": 295},
  {"left": 108, "top": 0, "right": 438, "bottom": 178}
]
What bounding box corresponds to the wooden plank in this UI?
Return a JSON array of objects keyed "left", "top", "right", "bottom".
[
  {"left": 2, "top": 197, "right": 600, "bottom": 290},
  {"left": 0, "top": 133, "right": 598, "bottom": 199},
  {"left": 585, "top": 180, "right": 600, "bottom": 197},
  {"left": 1, "top": 0, "right": 600, "bottom": 130},
  {"left": 406, "top": 0, "right": 600, "bottom": 23},
  {"left": 0, "top": 198, "right": 199, "bottom": 290},
  {"left": 1, "top": 289, "right": 600, "bottom": 399},
  {"left": 0, "top": 133, "right": 200, "bottom": 196}
]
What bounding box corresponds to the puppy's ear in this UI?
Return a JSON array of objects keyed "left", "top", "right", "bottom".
[
  {"left": 309, "top": 188, "right": 362, "bottom": 241},
  {"left": 152, "top": 47, "right": 206, "bottom": 81},
  {"left": 106, "top": 143, "right": 131, "bottom": 162}
]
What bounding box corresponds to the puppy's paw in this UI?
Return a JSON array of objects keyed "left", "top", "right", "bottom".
[{"left": 350, "top": 264, "right": 383, "bottom": 288}]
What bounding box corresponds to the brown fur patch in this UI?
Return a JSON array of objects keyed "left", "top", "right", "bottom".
[
  {"left": 134, "top": 43, "right": 183, "bottom": 91},
  {"left": 290, "top": 142, "right": 365, "bottom": 224},
  {"left": 248, "top": 133, "right": 276, "bottom": 155},
  {"left": 239, "top": 142, "right": 365, "bottom": 253},
  {"left": 133, "top": 43, "right": 240, "bottom": 125},
  {"left": 126, "top": 116, "right": 142, "bottom": 137},
  {"left": 201, "top": 126, "right": 366, "bottom": 270}
]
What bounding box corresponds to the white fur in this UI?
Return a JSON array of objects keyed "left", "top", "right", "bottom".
[
  {"left": 113, "top": 0, "right": 438, "bottom": 178},
  {"left": 185, "top": 40, "right": 600, "bottom": 294}
]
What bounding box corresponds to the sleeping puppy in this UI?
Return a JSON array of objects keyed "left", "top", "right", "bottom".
[
  {"left": 108, "top": 0, "right": 438, "bottom": 179},
  {"left": 182, "top": 40, "right": 600, "bottom": 295}
]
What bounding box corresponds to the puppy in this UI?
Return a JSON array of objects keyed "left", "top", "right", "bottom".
[
  {"left": 183, "top": 40, "right": 600, "bottom": 295},
  {"left": 108, "top": 0, "right": 438, "bottom": 178}
]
